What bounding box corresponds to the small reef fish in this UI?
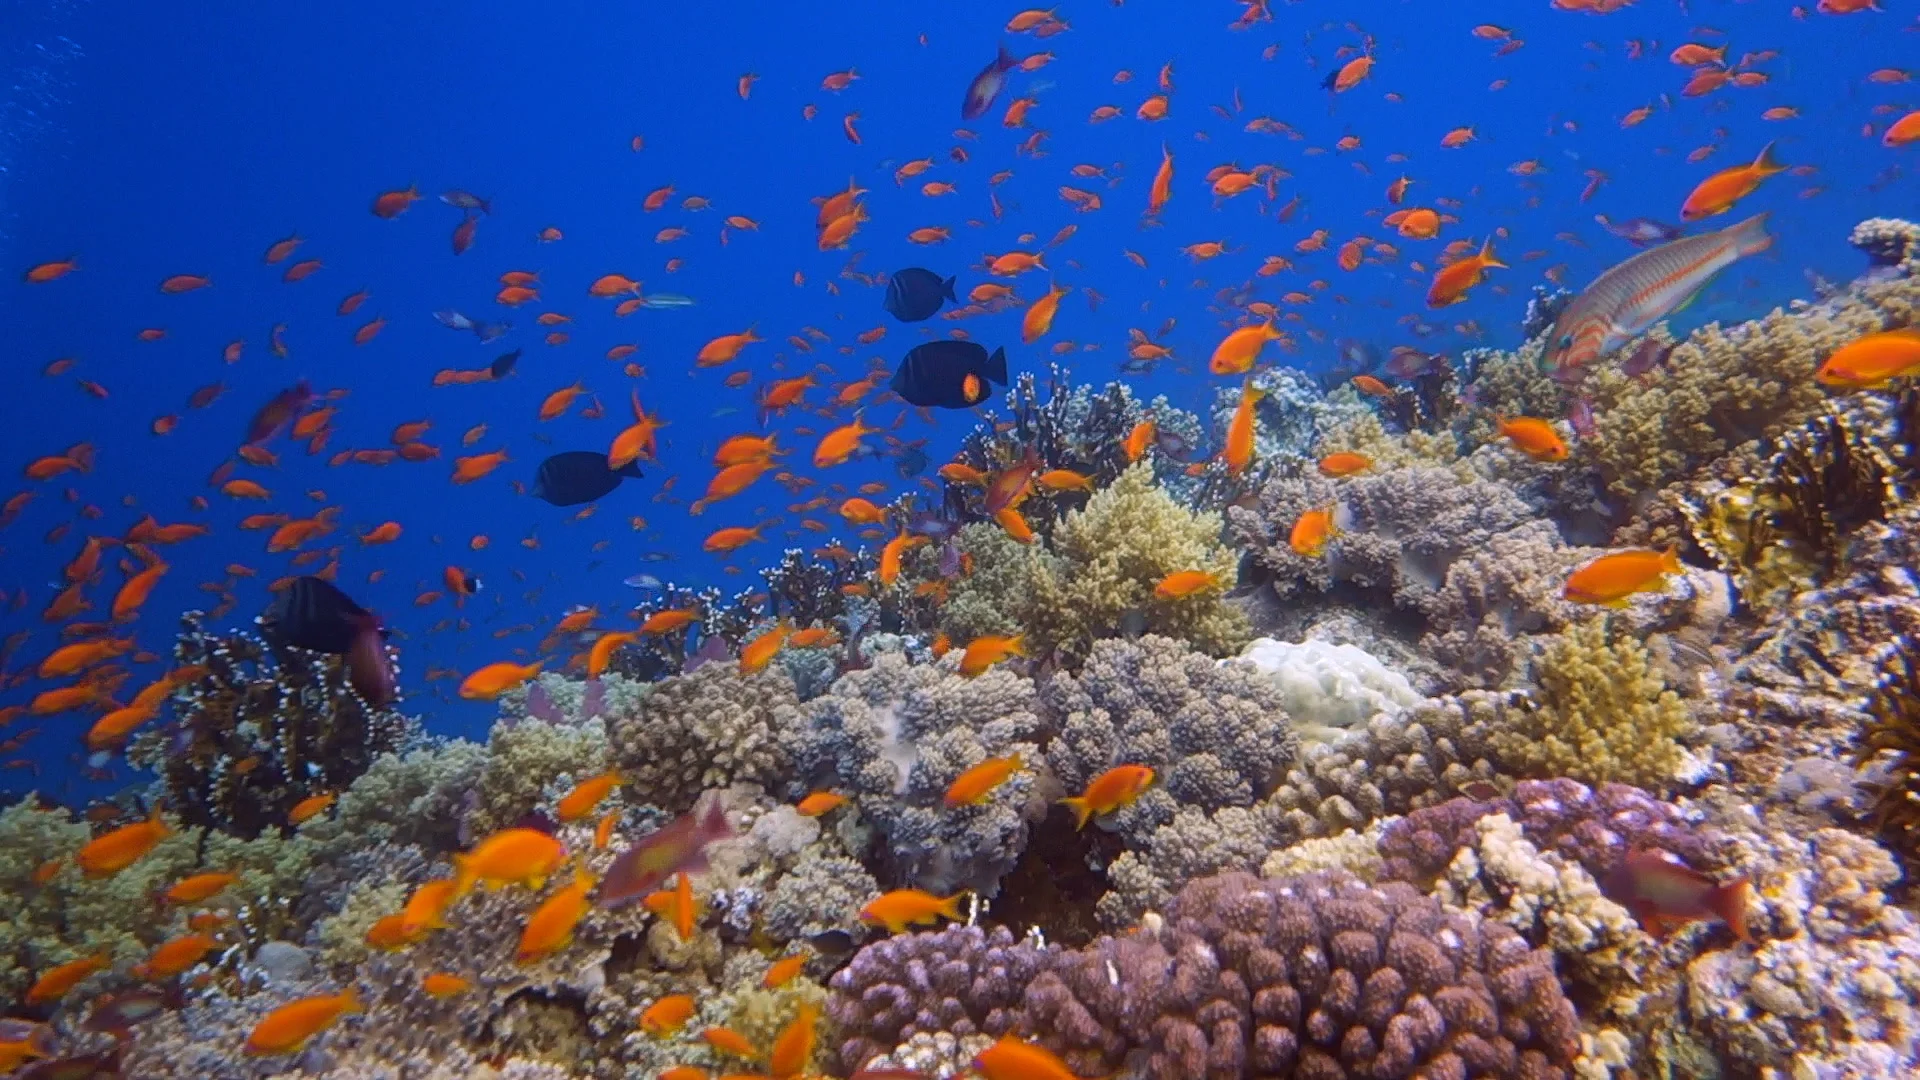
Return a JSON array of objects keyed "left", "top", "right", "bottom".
[
  {"left": 244, "top": 990, "right": 362, "bottom": 1055},
  {"left": 451, "top": 827, "right": 567, "bottom": 897},
  {"left": 1492, "top": 415, "right": 1570, "bottom": 462},
  {"left": 958, "top": 633, "right": 1025, "bottom": 677},
  {"left": 458, "top": 660, "right": 544, "bottom": 700},
  {"left": 1060, "top": 765, "right": 1155, "bottom": 829},
  {"left": 639, "top": 994, "right": 697, "bottom": 1036},
  {"left": 1563, "top": 547, "right": 1684, "bottom": 606},
  {"left": 76, "top": 809, "right": 170, "bottom": 877},
  {"left": 1814, "top": 328, "right": 1920, "bottom": 388},
  {"left": 1318, "top": 451, "right": 1373, "bottom": 477},
  {"left": 859, "top": 888, "right": 970, "bottom": 933},
  {"left": 556, "top": 771, "right": 623, "bottom": 822},
  {"left": 1604, "top": 848, "right": 1752, "bottom": 943},
  {"left": 1680, "top": 142, "right": 1786, "bottom": 220},
  {"left": 422, "top": 973, "right": 472, "bottom": 997},
  {"left": 972, "top": 1035, "right": 1088, "bottom": 1080},
  {"left": 517, "top": 865, "right": 596, "bottom": 962},
  {"left": 1289, "top": 505, "right": 1345, "bottom": 558},
  {"left": 944, "top": 753, "right": 1025, "bottom": 806},
  {"left": 795, "top": 791, "right": 847, "bottom": 816},
  {"left": 1154, "top": 570, "right": 1217, "bottom": 599}
]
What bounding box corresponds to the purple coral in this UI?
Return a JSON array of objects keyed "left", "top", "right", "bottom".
[
  {"left": 828, "top": 871, "right": 1580, "bottom": 1080},
  {"left": 825, "top": 924, "right": 1051, "bottom": 1072},
  {"left": 1378, "top": 777, "right": 1726, "bottom": 884}
]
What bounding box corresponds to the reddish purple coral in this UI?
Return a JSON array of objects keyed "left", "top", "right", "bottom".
[
  {"left": 1378, "top": 777, "right": 1727, "bottom": 884},
  {"left": 827, "top": 870, "right": 1580, "bottom": 1079}
]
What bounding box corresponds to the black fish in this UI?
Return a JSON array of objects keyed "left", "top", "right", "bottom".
[
  {"left": 265, "top": 576, "right": 396, "bottom": 705},
  {"left": 883, "top": 268, "right": 957, "bottom": 322},
  {"left": 489, "top": 348, "right": 522, "bottom": 379},
  {"left": 889, "top": 341, "right": 1008, "bottom": 409},
  {"left": 892, "top": 438, "right": 929, "bottom": 478},
  {"left": 532, "top": 450, "right": 644, "bottom": 507},
  {"left": 961, "top": 45, "right": 1018, "bottom": 121}
]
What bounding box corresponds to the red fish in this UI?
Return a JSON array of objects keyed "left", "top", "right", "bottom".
[{"left": 598, "top": 797, "right": 732, "bottom": 909}]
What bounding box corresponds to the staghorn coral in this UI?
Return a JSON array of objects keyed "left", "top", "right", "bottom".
[
  {"left": 830, "top": 870, "right": 1582, "bottom": 1080},
  {"left": 604, "top": 664, "right": 798, "bottom": 816},
  {"left": 1489, "top": 615, "right": 1696, "bottom": 791},
  {"left": 1041, "top": 634, "right": 1297, "bottom": 848},
  {"left": 128, "top": 612, "right": 410, "bottom": 839},
  {"left": 779, "top": 650, "right": 1052, "bottom": 896}
]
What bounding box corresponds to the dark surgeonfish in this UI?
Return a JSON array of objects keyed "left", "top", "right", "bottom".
[
  {"left": 890, "top": 340, "right": 1008, "bottom": 409},
  {"left": 265, "top": 576, "right": 396, "bottom": 705},
  {"left": 883, "top": 268, "right": 957, "bottom": 322},
  {"left": 489, "top": 348, "right": 522, "bottom": 379},
  {"left": 532, "top": 451, "right": 645, "bottom": 507}
]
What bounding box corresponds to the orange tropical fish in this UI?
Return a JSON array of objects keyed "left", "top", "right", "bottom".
[
  {"left": 814, "top": 415, "right": 879, "bottom": 467},
  {"left": 1020, "top": 284, "right": 1071, "bottom": 343},
  {"left": 557, "top": 771, "right": 623, "bottom": 822},
  {"left": 1209, "top": 320, "right": 1283, "bottom": 375},
  {"left": 1154, "top": 570, "right": 1217, "bottom": 599},
  {"left": 1564, "top": 547, "right": 1683, "bottom": 606},
  {"left": 399, "top": 878, "right": 459, "bottom": 938},
  {"left": 859, "top": 888, "right": 968, "bottom": 933},
  {"left": 587, "top": 631, "right": 636, "bottom": 679},
  {"left": 1680, "top": 142, "right": 1785, "bottom": 220},
  {"left": 945, "top": 753, "right": 1024, "bottom": 806},
  {"left": 740, "top": 620, "right": 793, "bottom": 674},
  {"left": 458, "top": 660, "right": 543, "bottom": 700},
  {"left": 958, "top": 633, "right": 1024, "bottom": 677},
  {"left": 288, "top": 792, "right": 336, "bottom": 824},
  {"left": 1123, "top": 419, "right": 1156, "bottom": 463},
  {"left": 640, "top": 994, "right": 697, "bottom": 1036},
  {"left": 1493, "top": 415, "right": 1570, "bottom": 461},
  {"left": 1814, "top": 328, "right": 1920, "bottom": 388},
  {"left": 768, "top": 1004, "right": 819, "bottom": 1079},
  {"left": 972, "top": 1035, "right": 1085, "bottom": 1080},
  {"left": 639, "top": 607, "right": 700, "bottom": 635},
  {"left": 77, "top": 809, "right": 170, "bottom": 877},
  {"left": 1223, "top": 377, "right": 1262, "bottom": 475},
  {"left": 24, "top": 258, "right": 79, "bottom": 283},
  {"left": 763, "top": 953, "right": 808, "bottom": 988},
  {"left": 371, "top": 186, "right": 420, "bottom": 218},
  {"left": 517, "top": 865, "right": 596, "bottom": 963},
  {"left": 703, "top": 522, "right": 771, "bottom": 553},
  {"left": 1425, "top": 237, "right": 1505, "bottom": 307},
  {"left": 452, "top": 827, "right": 567, "bottom": 896},
  {"left": 135, "top": 933, "right": 219, "bottom": 979},
  {"left": 795, "top": 791, "right": 848, "bottom": 817},
  {"left": 422, "top": 973, "right": 472, "bottom": 997},
  {"left": 452, "top": 449, "right": 510, "bottom": 483},
  {"left": 1059, "top": 765, "right": 1155, "bottom": 829},
  {"left": 163, "top": 870, "right": 238, "bottom": 904},
  {"left": 244, "top": 990, "right": 362, "bottom": 1055},
  {"left": 1290, "top": 505, "right": 1343, "bottom": 558},
  {"left": 700, "top": 1027, "right": 760, "bottom": 1060},
  {"left": 25, "top": 954, "right": 109, "bottom": 1005},
  {"left": 1318, "top": 451, "right": 1373, "bottom": 477}
]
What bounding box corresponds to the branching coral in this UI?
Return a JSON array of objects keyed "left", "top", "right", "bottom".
[
  {"left": 1489, "top": 615, "right": 1695, "bottom": 791},
  {"left": 127, "top": 613, "right": 410, "bottom": 839},
  {"left": 605, "top": 665, "right": 798, "bottom": 816},
  {"left": 943, "top": 464, "right": 1247, "bottom": 661},
  {"left": 1585, "top": 255, "right": 1920, "bottom": 497}
]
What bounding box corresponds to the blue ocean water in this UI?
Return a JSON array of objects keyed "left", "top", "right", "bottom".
[{"left": 0, "top": 0, "right": 1912, "bottom": 806}]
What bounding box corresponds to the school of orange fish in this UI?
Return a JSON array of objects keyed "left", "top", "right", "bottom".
[{"left": 6, "top": 1, "right": 1920, "bottom": 1075}]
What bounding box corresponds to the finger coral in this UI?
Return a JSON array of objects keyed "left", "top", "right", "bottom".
[{"left": 1488, "top": 615, "right": 1696, "bottom": 791}]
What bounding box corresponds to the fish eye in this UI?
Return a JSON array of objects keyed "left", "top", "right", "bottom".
[{"left": 1557, "top": 334, "right": 1574, "bottom": 351}]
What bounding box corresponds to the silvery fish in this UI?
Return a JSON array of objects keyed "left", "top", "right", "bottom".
[
  {"left": 1544, "top": 212, "right": 1771, "bottom": 372},
  {"left": 639, "top": 293, "right": 695, "bottom": 309}
]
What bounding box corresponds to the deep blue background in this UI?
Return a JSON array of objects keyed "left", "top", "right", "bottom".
[{"left": 1, "top": 0, "right": 1914, "bottom": 805}]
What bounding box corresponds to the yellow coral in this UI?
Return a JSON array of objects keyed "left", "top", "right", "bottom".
[
  {"left": 1490, "top": 615, "right": 1693, "bottom": 790},
  {"left": 945, "top": 464, "right": 1249, "bottom": 659},
  {"left": 1312, "top": 409, "right": 1465, "bottom": 476},
  {"left": 1587, "top": 269, "right": 1920, "bottom": 497}
]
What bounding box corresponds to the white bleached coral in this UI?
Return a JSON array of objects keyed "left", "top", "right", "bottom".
[{"left": 1233, "top": 635, "right": 1426, "bottom": 742}]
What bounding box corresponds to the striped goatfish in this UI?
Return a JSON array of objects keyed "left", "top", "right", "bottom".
[{"left": 1544, "top": 212, "right": 1772, "bottom": 372}]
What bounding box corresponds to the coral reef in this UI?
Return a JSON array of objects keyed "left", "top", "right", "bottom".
[
  {"left": 1041, "top": 634, "right": 1298, "bottom": 844},
  {"left": 830, "top": 869, "right": 1582, "bottom": 1080},
  {"left": 606, "top": 664, "right": 798, "bottom": 816},
  {"left": 128, "top": 612, "right": 410, "bottom": 839},
  {"left": 1235, "top": 636, "right": 1426, "bottom": 742},
  {"left": 945, "top": 463, "right": 1249, "bottom": 660},
  {"left": 779, "top": 650, "right": 1051, "bottom": 896},
  {"left": 1487, "top": 616, "right": 1697, "bottom": 791}
]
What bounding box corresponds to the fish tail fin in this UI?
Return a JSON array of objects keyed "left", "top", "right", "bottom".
[
  {"left": 1728, "top": 211, "right": 1773, "bottom": 257},
  {"left": 1752, "top": 140, "right": 1786, "bottom": 175},
  {"left": 943, "top": 275, "right": 958, "bottom": 302},
  {"left": 1710, "top": 877, "right": 1753, "bottom": 944},
  {"left": 1008, "top": 633, "right": 1027, "bottom": 657},
  {"left": 986, "top": 347, "right": 1009, "bottom": 384},
  {"left": 1059, "top": 795, "right": 1094, "bottom": 831},
  {"left": 939, "top": 891, "right": 972, "bottom": 921},
  {"left": 1661, "top": 544, "right": 1683, "bottom": 575},
  {"left": 450, "top": 853, "right": 477, "bottom": 903},
  {"left": 1477, "top": 236, "right": 1507, "bottom": 269}
]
